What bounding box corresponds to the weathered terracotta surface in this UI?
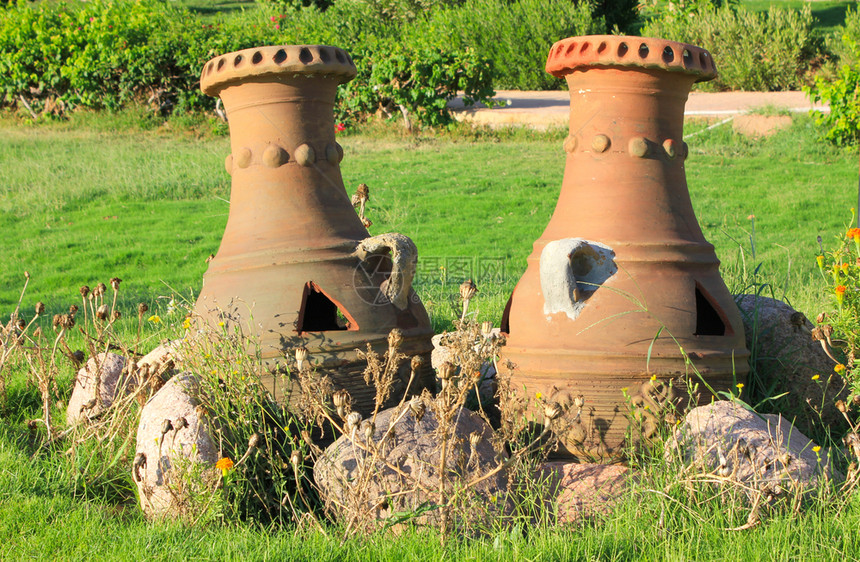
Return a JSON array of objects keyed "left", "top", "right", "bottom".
[
  {"left": 196, "top": 46, "right": 434, "bottom": 413},
  {"left": 500, "top": 36, "right": 749, "bottom": 460}
]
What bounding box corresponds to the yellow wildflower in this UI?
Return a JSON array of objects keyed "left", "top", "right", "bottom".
[
  {"left": 811, "top": 374, "right": 820, "bottom": 381},
  {"left": 650, "top": 374, "right": 657, "bottom": 382},
  {"left": 218, "top": 321, "right": 226, "bottom": 328},
  {"left": 812, "top": 446, "right": 822, "bottom": 453},
  {"left": 835, "top": 364, "right": 846, "bottom": 374},
  {"left": 736, "top": 383, "right": 744, "bottom": 390},
  {"left": 535, "top": 392, "right": 543, "bottom": 400},
  {"left": 147, "top": 314, "right": 161, "bottom": 324},
  {"left": 182, "top": 317, "right": 191, "bottom": 330}
]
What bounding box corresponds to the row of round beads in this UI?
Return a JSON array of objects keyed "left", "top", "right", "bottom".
[
  {"left": 225, "top": 142, "right": 344, "bottom": 173},
  {"left": 563, "top": 134, "right": 688, "bottom": 159}
]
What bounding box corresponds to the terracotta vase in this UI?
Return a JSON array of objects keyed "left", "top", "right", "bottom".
[
  {"left": 500, "top": 36, "right": 749, "bottom": 460},
  {"left": 197, "top": 45, "right": 434, "bottom": 413}
]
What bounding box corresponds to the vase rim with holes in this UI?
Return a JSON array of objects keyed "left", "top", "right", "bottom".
[
  {"left": 195, "top": 45, "right": 434, "bottom": 413},
  {"left": 499, "top": 35, "right": 749, "bottom": 461}
]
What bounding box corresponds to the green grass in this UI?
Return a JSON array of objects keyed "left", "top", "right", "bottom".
[
  {"left": 4, "top": 421, "right": 860, "bottom": 559},
  {"left": 742, "top": 0, "right": 854, "bottom": 34}
]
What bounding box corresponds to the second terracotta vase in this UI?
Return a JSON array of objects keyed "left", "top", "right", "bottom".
[{"left": 500, "top": 36, "right": 750, "bottom": 460}]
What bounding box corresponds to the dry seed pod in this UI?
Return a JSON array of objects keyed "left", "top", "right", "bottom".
[
  {"left": 112, "top": 310, "right": 121, "bottom": 321},
  {"left": 175, "top": 417, "right": 189, "bottom": 431},
  {"left": 544, "top": 402, "right": 562, "bottom": 421},
  {"left": 837, "top": 400, "right": 848, "bottom": 413},
  {"left": 332, "top": 389, "right": 350, "bottom": 409},
  {"left": 96, "top": 304, "right": 109, "bottom": 321},
  {"left": 574, "top": 395, "right": 585, "bottom": 409},
  {"left": 69, "top": 304, "right": 79, "bottom": 316},
  {"left": 481, "top": 321, "right": 493, "bottom": 339},
  {"left": 34, "top": 302, "right": 45, "bottom": 315},
  {"left": 290, "top": 449, "right": 302, "bottom": 466},
  {"left": 410, "top": 355, "right": 424, "bottom": 373},
  {"left": 15, "top": 318, "right": 25, "bottom": 331},
  {"left": 387, "top": 328, "right": 403, "bottom": 350},
  {"left": 346, "top": 411, "right": 362, "bottom": 432},
  {"left": 80, "top": 285, "right": 90, "bottom": 298},
  {"left": 110, "top": 277, "right": 122, "bottom": 291},
  {"left": 438, "top": 361, "right": 455, "bottom": 381},
  {"left": 409, "top": 396, "right": 426, "bottom": 422},
  {"left": 459, "top": 279, "right": 477, "bottom": 301},
  {"left": 138, "top": 303, "right": 149, "bottom": 317},
  {"left": 469, "top": 431, "right": 482, "bottom": 448},
  {"left": 248, "top": 433, "right": 261, "bottom": 449},
  {"left": 52, "top": 314, "right": 61, "bottom": 329},
  {"left": 295, "top": 347, "right": 309, "bottom": 371},
  {"left": 816, "top": 312, "right": 827, "bottom": 324},
  {"left": 362, "top": 420, "right": 375, "bottom": 442},
  {"left": 33, "top": 326, "right": 42, "bottom": 338},
  {"left": 95, "top": 283, "right": 107, "bottom": 297},
  {"left": 160, "top": 419, "right": 174, "bottom": 435},
  {"left": 60, "top": 314, "right": 75, "bottom": 329}
]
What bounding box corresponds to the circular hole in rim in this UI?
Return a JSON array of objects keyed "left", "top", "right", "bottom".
[
  {"left": 617, "top": 42, "right": 628, "bottom": 57},
  {"left": 638, "top": 43, "right": 649, "bottom": 58},
  {"left": 273, "top": 49, "right": 287, "bottom": 64},
  {"left": 251, "top": 51, "right": 263, "bottom": 64},
  {"left": 233, "top": 54, "right": 243, "bottom": 66},
  {"left": 335, "top": 50, "right": 346, "bottom": 63},
  {"left": 320, "top": 48, "right": 331, "bottom": 63},
  {"left": 597, "top": 41, "right": 607, "bottom": 54},
  {"left": 299, "top": 47, "right": 313, "bottom": 64},
  {"left": 699, "top": 51, "right": 710, "bottom": 68},
  {"left": 682, "top": 49, "right": 692, "bottom": 65},
  {"left": 662, "top": 46, "right": 674, "bottom": 63}
]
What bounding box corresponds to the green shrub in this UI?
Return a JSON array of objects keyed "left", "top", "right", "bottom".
[
  {"left": 806, "top": 64, "right": 860, "bottom": 146},
  {"left": 807, "top": 8, "right": 860, "bottom": 145},
  {"left": 403, "top": 0, "right": 605, "bottom": 90},
  {"left": 0, "top": 0, "right": 494, "bottom": 127},
  {"left": 641, "top": 4, "right": 818, "bottom": 91}
]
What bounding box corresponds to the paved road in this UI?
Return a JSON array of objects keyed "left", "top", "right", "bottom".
[{"left": 449, "top": 90, "right": 829, "bottom": 129}]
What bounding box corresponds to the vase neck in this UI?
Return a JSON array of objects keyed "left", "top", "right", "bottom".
[{"left": 215, "top": 76, "right": 367, "bottom": 257}]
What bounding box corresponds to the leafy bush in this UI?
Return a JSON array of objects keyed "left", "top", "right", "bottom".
[
  {"left": 807, "top": 8, "right": 860, "bottom": 145},
  {"left": 403, "top": 0, "right": 605, "bottom": 90},
  {"left": 0, "top": 0, "right": 494, "bottom": 127},
  {"left": 641, "top": 5, "right": 818, "bottom": 91}
]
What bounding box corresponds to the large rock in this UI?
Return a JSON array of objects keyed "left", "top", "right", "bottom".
[
  {"left": 538, "top": 462, "right": 632, "bottom": 525},
  {"left": 66, "top": 352, "right": 132, "bottom": 425},
  {"left": 668, "top": 401, "right": 839, "bottom": 493},
  {"left": 314, "top": 397, "right": 507, "bottom": 530},
  {"left": 736, "top": 295, "right": 850, "bottom": 434},
  {"left": 133, "top": 372, "right": 220, "bottom": 519}
]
